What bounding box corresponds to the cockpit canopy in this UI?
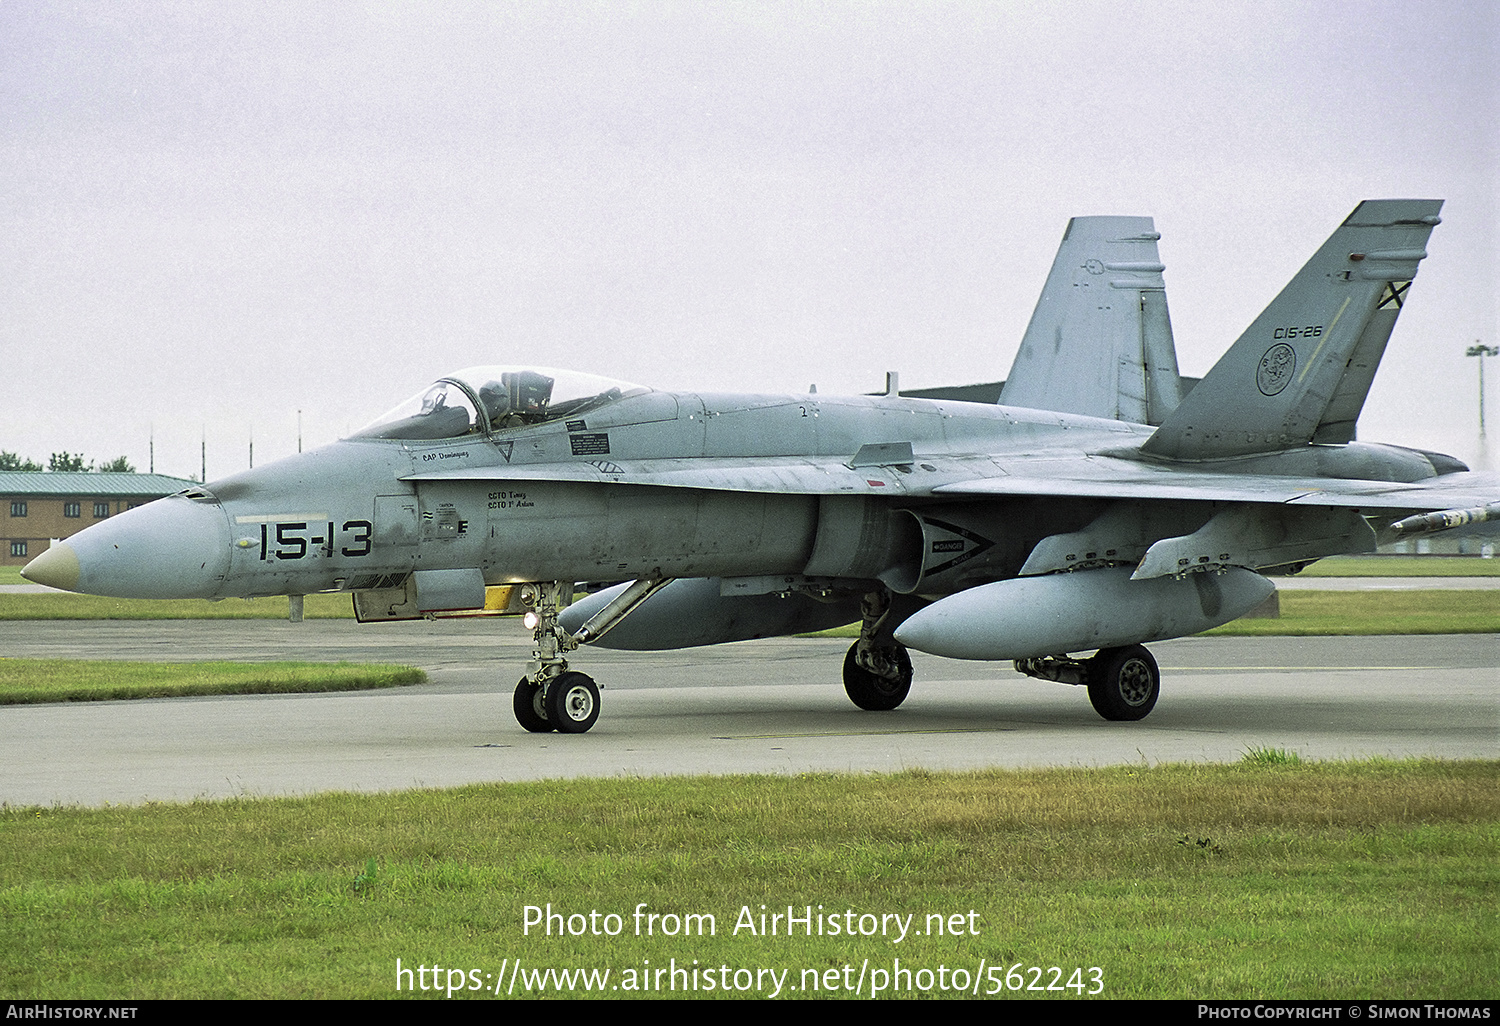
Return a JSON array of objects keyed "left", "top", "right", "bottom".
[{"left": 351, "top": 366, "right": 648, "bottom": 440}]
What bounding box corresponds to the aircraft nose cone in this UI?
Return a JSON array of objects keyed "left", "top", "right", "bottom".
[
  {"left": 33, "top": 496, "right": 232, "bottom": 599},
  {"left": 20, "top": 543, "right": 80, "bottom": 591}
]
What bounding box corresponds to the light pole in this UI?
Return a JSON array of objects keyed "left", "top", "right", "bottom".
[{"left": 1467, "top": 342, "right": 1498, "bottom": 438}]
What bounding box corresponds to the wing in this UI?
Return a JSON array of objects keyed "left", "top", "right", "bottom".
[
  {"left": 933, "top": 459, "right": 1500, "bottom": 512},
  {"left": 405, "top": 449, "right": 1499, "bottom": 513}
]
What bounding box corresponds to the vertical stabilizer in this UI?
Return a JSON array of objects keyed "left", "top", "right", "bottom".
[
  {"left": 1141, "top": 200, "right": 1442, "bottom": 460},
  {"left": 1001, "top": 216, "right": 1183, "bottom": 425}
]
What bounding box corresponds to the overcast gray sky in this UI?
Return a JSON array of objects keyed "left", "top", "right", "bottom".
[{"left": 3, "top": 0, "right": 1496, "bottom": 480}]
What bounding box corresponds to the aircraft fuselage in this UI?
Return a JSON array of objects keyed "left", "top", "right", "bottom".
[{"left": 50, "top": 392, "right": 1152, "bottom": 603}]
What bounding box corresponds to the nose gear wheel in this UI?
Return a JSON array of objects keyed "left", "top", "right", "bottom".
[
  {"left": 513, "top": 677, "right": 553, "bottom": 733},
  {"left": 545, "top": 671, "right": 600, "bottom": 733}
]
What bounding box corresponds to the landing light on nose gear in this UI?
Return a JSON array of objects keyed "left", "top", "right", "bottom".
[{"left": 511, "top": 575, "right": 672, "bottom": 734}]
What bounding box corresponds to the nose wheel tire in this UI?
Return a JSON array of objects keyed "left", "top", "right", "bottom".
[
  {"left": 513, "top": 677, "right": 553, "bottom": 733},
  {"left": 545, "top": 671, "right": 601, "bottom": 734},
  {"left": 1086, "top": 645, "right": 1160, "bottom": 721},
  {"left": 842, "top": 642, "right": 913, "bottom": 711}
]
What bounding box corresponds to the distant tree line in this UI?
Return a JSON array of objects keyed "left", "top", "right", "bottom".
[{"left": 0, "top": 451, "right": 136, "bottom": 473}]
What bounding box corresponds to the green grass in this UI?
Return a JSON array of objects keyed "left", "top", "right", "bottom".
[
  {"left": 0, "top": 761, "right": 1492, "bottom": 999},
  {"left": 1202, "top": 590, "right": 1500, "bottom": 636},
  {"left": 1241, "top": 746, "right": 1303, "bottom": 766},
  {"left": 0, "top": 659, "right": 425, "bottom": 704},
  {"left": 0, "top": 591, "right": 357, "bottom": 618},
  {"left": 1299, "top": 555, "right": 1500, "bottom": 577}
]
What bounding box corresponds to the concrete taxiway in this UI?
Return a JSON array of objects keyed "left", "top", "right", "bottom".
[{"left": 1, "top": 619, "right": 1495, "bottom": 806}]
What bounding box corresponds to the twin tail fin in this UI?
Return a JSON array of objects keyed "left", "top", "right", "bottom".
[
  {"left": 1000, "top": 216, "right": 1183, "bottom": 426},
  {"left": 1141, "top": 199, "right": 1443, "bottom": 461}
]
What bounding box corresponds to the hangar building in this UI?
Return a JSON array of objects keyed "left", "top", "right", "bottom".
[{"left": 2, "top": 472, "right": 196, "bottom": 567}]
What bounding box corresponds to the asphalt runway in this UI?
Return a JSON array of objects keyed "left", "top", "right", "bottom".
[{"left": 1, "top": 618, "right": 1495, "bottom": 806}]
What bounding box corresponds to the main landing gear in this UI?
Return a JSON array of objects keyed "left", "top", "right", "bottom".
[
  {"left": 842, "top": 588, "right": 914, "bottom": 711},
  {"left": 1014, "top": 644, "right": 1161, "bottom": 721},
  {"left": 1085, "top": 645, "right": 1160, "bottom": 721}
]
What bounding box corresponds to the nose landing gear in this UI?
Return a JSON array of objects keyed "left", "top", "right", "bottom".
[
  {"left": 510, "top": 575, "right": 671, "bottom": 734},
  {"left": 515, "top": 671, "right": 601, "bottom": 734}
]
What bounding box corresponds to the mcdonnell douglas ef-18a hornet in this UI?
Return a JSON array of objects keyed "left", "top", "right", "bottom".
[{"left": 24, "top": 200, "right": 1499, "bottom": 733}]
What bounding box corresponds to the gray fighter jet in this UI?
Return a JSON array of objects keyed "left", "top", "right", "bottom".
[{"left": 24, "top": 199, "right": 1497, "bottom": 734}]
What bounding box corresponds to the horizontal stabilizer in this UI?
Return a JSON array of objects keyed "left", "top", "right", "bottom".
[{"left": 899, "top": 381, "right": 1006, "bottom": 404}]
